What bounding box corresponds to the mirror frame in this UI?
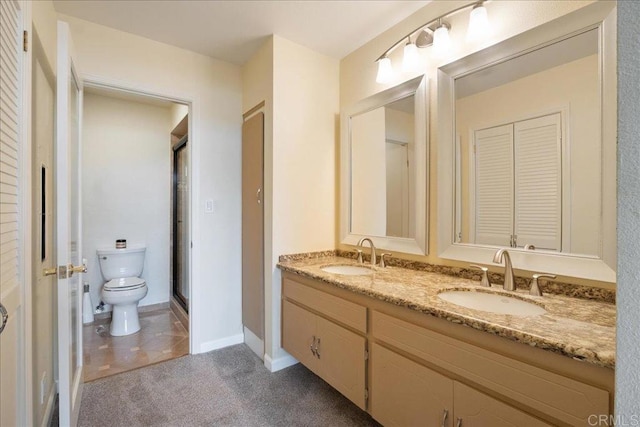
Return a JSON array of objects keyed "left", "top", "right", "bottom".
[
  {"left": 341, "top": 74, "right": 429, "bottom": 255},
  {"left": 437, "top": 2, "right": 616, "bottom": 282}
]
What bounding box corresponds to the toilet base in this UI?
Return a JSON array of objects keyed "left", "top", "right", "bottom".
[{"left": 110, "top": 302, "right": 141, "bottom": 336}]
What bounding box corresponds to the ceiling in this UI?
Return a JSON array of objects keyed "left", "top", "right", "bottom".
[{"left": 53, "top": 0, "right": 429, "bottom": 65}]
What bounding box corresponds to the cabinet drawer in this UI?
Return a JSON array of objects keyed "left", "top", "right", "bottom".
[
  {"left": 372, "top": 311, "right": 609, "bottom": 425},
  {"left": 283, "top": 278, "right": 367, "bottom": 333}
]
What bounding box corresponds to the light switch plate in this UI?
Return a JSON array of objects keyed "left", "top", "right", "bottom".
[{"left": 205, "top": 199, "right": 214, "bottom": 213}]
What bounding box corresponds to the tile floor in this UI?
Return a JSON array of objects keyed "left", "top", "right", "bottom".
[{"left": 83, "top": 308, "right": 189, "bottom": 382}]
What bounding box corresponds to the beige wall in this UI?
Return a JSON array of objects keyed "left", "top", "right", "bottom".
[
  {"left": 456, "top": 54, "right": 600, "bottom": 255},
  {"left": 338, "top": 0, "right": 608, "bottom": 287},
  {"left": 82, "top": 92, "right": 172, "bottom": 311},
  {"left": 170, "top": 103, "right": 188, "bottom": 131},
  {"left": 60, "top": 14, "right": 244, "bottom": 352},
  {"left": 243, "top": 35, "right": 339, "bottom": 368}
]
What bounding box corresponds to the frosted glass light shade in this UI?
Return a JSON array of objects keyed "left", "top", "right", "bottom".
[
  {"left": 376, "top": 57, "right": 393, "bottom": 84},
  {"left": 466, "top": 4, "right": 490, "bottom": 42},
  {"left": 432, "top": 24, "right": 451, "bottom": 57},
  {"left": 402, "top": 42, "right": 421, "bottom": 72}
]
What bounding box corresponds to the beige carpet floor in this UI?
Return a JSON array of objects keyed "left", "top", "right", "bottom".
[{"left": 77, "top": 344, "right": 380, "bottom": 426}]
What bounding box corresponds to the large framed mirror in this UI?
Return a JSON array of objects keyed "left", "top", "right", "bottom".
[
  {"left": 341, "top": 75, "right": 429, "bottom": 254},
  {"left": 437, "top": 2, "right": 616, "bottom": 282}
]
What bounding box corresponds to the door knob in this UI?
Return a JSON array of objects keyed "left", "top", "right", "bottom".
[
  {"left": 43, "top": 267, "right": 58, "bottom": 277},
  {"left": 0, "top": 303, "right": 8, "bottom": 334},
  {"left": 68, "top": 264, "right": 87, "bottom": 277}
]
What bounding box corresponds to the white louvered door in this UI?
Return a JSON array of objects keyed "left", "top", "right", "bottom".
[
  {"left": 0, "top": 0, "right": 26, "bottom": 425},
  {"left": 474, "top": 124, "right": 513, "bottom": 246},
  {"left": 472, "top": 114, "right": 562, "bottom": 250},
  {"left": 514, "top": 114, "right": 562, "bottom": 251}
]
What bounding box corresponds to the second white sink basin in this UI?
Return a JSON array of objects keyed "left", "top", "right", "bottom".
[
  {"left": 320, "top": 265, "right": 373, "bottom": 276},
  {"left": 438, "top": 291, "right": 547, "bottom": 316}
]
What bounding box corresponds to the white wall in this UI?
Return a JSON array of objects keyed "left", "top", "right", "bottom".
[
  {"left": 60, "top": 14, "right": 243, "bottom": 353},
  {"left": 351, "top": 107, "right": 386, "bottom": 236},
  {"left": 616, "top": 0, "right": 640, "bottom": 417},
  {"left": 82, "top": 92, "right": 172, "bottom": 310}
]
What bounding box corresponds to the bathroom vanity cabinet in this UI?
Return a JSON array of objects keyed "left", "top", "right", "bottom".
[
  {"left": 282, "top": 278, "right": 367, "bottom": 409},
  {"left": 281, "top": 271, "right": 613, "bottom": 426}
]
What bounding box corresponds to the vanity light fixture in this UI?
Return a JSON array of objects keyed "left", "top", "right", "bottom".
[
  {"left": 402, "top": 37, "right": 422, "bottom": 72},
  {"left": 375, "top": 1, "right": 491, "bottom": 83},
  {"left": 466, "top": 2, "right": 490, "bottom": 41},
  {"left": 375, "top": 56, "right": 394, "bottom": 84},
  {"left": 432, "top": 20, "right": 452, "bottom": 58}
]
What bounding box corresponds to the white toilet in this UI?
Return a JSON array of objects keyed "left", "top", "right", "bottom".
[{"left": 97, "top": 246, "right": 148, "bottom": 336}]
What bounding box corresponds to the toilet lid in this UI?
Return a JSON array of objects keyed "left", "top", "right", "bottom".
[{"left": 104, "top": 277, "right": 146, "bottom": 290}]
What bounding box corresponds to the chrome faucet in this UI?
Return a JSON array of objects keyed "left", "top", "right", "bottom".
[
  {"left": 492, "top": 249, "right": 515, "bottom": 291},
  {"left": 357, "top": 238, "right": 376, "bottom": 266}
]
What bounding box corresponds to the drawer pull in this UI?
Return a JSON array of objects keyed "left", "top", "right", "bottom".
[
  {"left": 441, "top": 409, "right": 448, "bottom": 427},
  {"left": 316, "top": 338, "right": 321, "bottom": 359},
  {"left": 456, "top": 418, "right": 462, "bottom": 427},
  {"left": 310, "top": 336, "right": 317, "bottom": 357}
]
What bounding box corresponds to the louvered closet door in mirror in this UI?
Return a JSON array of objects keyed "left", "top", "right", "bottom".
[
  {"left": 514, "top": 114, "right": 562, "bottom": 251},
  {"left": 473, "top": 124, "right": 514, "bottom": 247}
]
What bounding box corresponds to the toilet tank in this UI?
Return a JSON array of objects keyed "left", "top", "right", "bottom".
[{"left": 97, "top": 246, "right": 146, "bottom": 280}]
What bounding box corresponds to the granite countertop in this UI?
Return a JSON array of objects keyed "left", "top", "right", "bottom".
[{"left": 277, "top": 256, "right": 616, "bottom": 369}]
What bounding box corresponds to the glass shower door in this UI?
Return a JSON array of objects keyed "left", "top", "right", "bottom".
[{"left": 173, "top": 137, "right": 189, "bottom": 312}]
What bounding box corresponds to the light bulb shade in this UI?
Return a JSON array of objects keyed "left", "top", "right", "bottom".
[
  {"left": 402, "top": 42, "right": 421, "bottom": 72},
  {"left": 376, "top": 57, "right": 393, "bottom": 84},
  {"left": 466, "top": 4, "right": 490, "bottom": 42},
  {"left": 432, "top": 24, "right": 452, "bottom": 57}
]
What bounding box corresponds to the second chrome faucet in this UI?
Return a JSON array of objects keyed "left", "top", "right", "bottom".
[{"left": 492, "top": 248, "right": 516, "bottom": 291}]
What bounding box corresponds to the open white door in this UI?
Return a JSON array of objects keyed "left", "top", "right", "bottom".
[{"left": 55, "top": 21, "right": 84, "bottom": 426}]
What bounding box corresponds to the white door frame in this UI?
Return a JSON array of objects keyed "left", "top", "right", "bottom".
[{"left": 78, "top": 74, "right": 198, "bottom": 353}]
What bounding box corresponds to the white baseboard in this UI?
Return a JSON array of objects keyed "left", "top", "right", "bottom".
[
  {"left": 243, "top": 327, "right": 264, "bottom": 360},
  {"left": 264, "top": 353, "right": 298, "bottom": 372},
  {"left": 199, "top": 333, "right": 244, "bottom": 354}
]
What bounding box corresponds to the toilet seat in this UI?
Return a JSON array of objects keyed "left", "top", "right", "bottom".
[{"left": 104, "top": 277, "right": 146, "bottom": 291}]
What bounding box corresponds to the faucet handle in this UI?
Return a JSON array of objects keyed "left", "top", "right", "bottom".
[
  {"left": 470, "top": 264, "right": 490, "bottom": 287},
  {"left": 379, "top": 253, "right": 391, "bottom": 268},
  {"left": 530, "top": 273, "right": 556, "bottom": 296},
  {"left": 356, "top": 249, "right": 363, "bottom": 264}
]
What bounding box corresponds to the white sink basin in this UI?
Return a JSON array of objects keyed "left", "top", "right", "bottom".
[
  {"left": 320, "top": 265, "right": 373, "bottom": 276},
  {"left": 438, "top": 291, "right": 547, "bottom": 316}
]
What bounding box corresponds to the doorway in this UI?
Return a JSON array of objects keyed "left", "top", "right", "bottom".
[{"left": 80, "top": 87, "right": 190, "bottom": 381}]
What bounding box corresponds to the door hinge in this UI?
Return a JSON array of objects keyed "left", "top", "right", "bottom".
[
  {"left": 364, "top": 349, "right": 369, "bottom": 360},
  {"left": 23, "top": 30, "right": 28, "bottom": 52},
  {"left": 364, "top": 389, "right": 369, "bottom": 400}
]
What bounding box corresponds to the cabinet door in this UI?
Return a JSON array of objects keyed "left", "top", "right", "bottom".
[
  {"left": 371, "top": 343, "right": 454, "bottom": 427},
  {"left": 453, "top": 382, "right": 552, "bottom": 427},
  {"left": 316, "top": 316, "right": 367, "bottom": 409},
  {"left": 282, "top": 300, "right": 321, "bottom": 375}
]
